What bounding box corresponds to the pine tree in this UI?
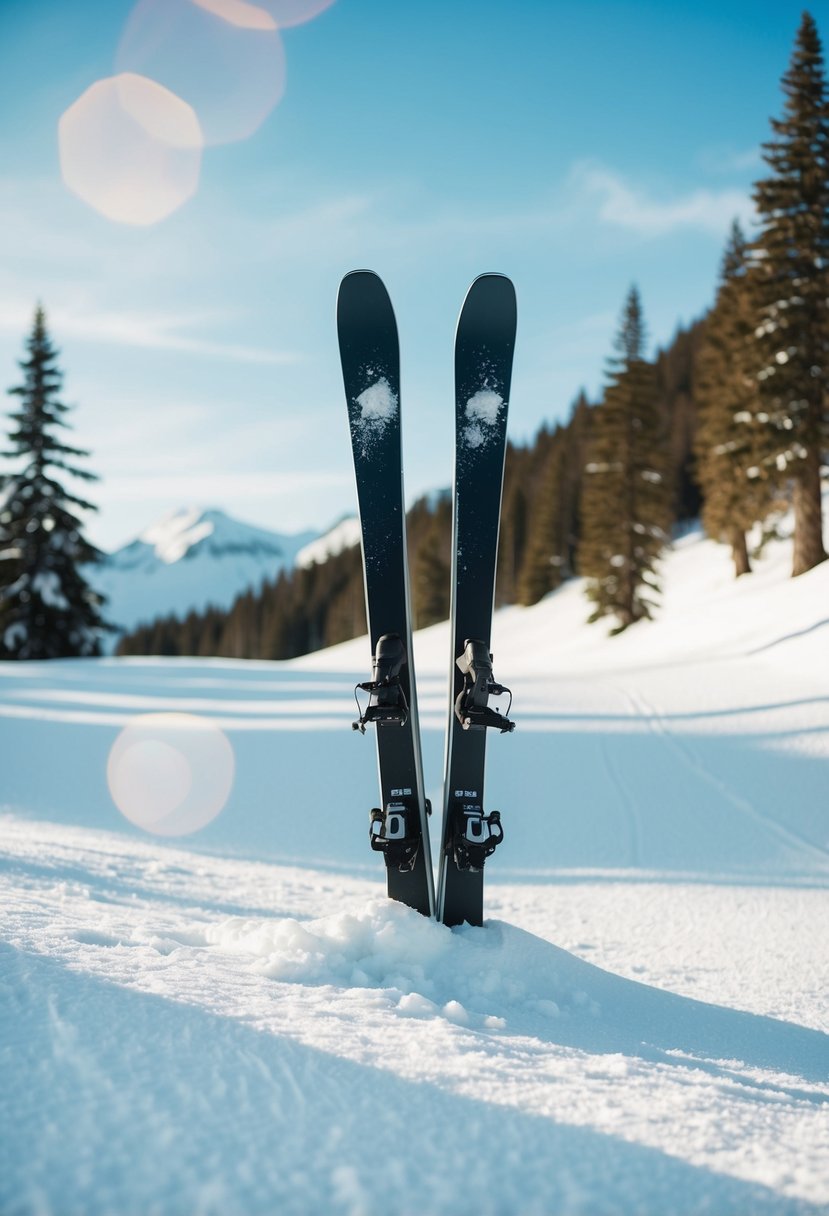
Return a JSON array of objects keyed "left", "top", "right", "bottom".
[
  {"left": 751, "top": 11, "right": 829, "bottom": 576},
  {"left": 654, "top": 319, "right": 706, "bottom": 523},
  {"left": 413, "top": 507, "right": 450, "bottom": 628},
  {"left": 0, "top": 306, "right": 108, "bottom": 659},
  {"left": 408, "top": 492, "right": 450, "bottom": 627},
  {"left": 496, "top": 459, "right": 528, "bottom": 606},
  {"left": 579, "top": 287, "right": 671, "bottom": 631},
  {"left": 696, "top": 221, "right": 780, "bottom": 575},
  {"left": 560, "top": 391, "right": 593, "bottom": 573},
  {"left": 517, "top": 427, "right": 567, "bottom": 605}
]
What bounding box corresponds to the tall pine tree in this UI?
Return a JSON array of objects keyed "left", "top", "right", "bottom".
[
  {"left": 751, "top": 10, "right": 829, "bottom": 576},
  {"left": 579, "top": 287, "right": 671, "bottom": 632},
  {"left": 0, "top": 306, "right": 108, "bottom": 658},
  {"left": 695, "top": 220, "right": 780, "bottom": 576}
]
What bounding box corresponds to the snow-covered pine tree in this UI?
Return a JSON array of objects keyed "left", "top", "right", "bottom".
[
  {"left": 751, "top": 10, "right": 829, "bottom": 576},
  {"left": 579, "top": 287, "right": 671, "bottom": 632},
  {"left": 0, "top": 306, "right": 108, "bottom": 659},
  {"left": 695, "top": 221, "right": 781, "bottom": 576}
]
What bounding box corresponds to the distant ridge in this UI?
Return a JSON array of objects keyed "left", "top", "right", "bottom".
[{"left": 93, "top": 506, "right": 317, "bottom": 639}]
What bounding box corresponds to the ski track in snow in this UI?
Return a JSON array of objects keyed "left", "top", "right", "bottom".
[
  {"left": 1, "top": 529, "right": 829, "bottom": 1214},
  {"left": 623, "top": 683, "right": 829, "bottom": 869}
]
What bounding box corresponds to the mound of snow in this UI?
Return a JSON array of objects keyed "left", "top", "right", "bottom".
[{"left": 206, "top": 898, "right": 598, "bottom": 1027}]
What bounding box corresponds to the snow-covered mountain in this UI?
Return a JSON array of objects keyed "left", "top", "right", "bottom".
[
  {"left": 293, "top": 495, "right": 448, "bottom": 571},
  {"left": 93, "top": 507, "right": 317, "bottom": 635},
  {"left": 295, "top": 514, "right": 360, "bottom": 568}
]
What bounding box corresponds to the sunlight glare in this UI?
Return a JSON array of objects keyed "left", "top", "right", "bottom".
[
  {"left": 116, "top": 0, "right": 286, "bottom": 146},
  {"left": 260, "top": 0, "right": 336, "bottom": 27},
  {"left": 58, "top": 74, "right": 202, "bottom": 226},
  {"left": 107, "top": 712, "right": 235, "bottom": 836},
  {"left": 193, "top": 0, "right": 277, "bottom": 31}
]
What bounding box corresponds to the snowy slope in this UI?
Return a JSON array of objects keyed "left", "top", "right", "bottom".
[
  {"left": 1, "top": 527, "right": 828, "bottom": 1215},
  {"left": 92, "top": 506, "right": 317, "bottom": 634}
]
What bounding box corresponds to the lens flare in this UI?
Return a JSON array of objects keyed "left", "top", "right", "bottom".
[
  {"left": 193, "top": 0, "right": 277, "bottom": 30},
  {"left": 260, "top": 0, "right": 336, "bottom": 27},
  {"left": 107, "top": 712, "right": 235, "bottom": 836},
  {"left": 58, "top": 73, "right": 202, "bottom": 225},
  {"left": 116, "top": 0, "right": 286, "bottom": 146}
]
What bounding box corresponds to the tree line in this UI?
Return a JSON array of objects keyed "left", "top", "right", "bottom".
[{"left": 3, "top": 11, "right": 828, "bottom": 659}]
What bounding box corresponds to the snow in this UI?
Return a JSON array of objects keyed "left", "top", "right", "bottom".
[
  {"left": 350, "top": 376, "right": 398, "bottom": 457},
  {"left": 1, "top": 525, "right": 828, "bottom": 1214},
  {"left": 466, "top": 386, "right": 504, "bottom": 424},
  {"left": 141, "top": 506, "right": 217, "bottom": 564},
  {"left": 464, "top": 386, "right": 505, "bottom": 448},
  {"left": 295, "top": 514, "right": 360, "bottom": 568},
  {"left": 31, "top": 569, "right": 69, "bottom": 610},
  {"left": 356, "top": 375, "right": 397, "bottom": 423}
]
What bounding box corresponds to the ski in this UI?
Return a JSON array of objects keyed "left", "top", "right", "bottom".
[
  {"left": 438, "top": 274, "right": 517, "bottom": 927},
  {"left": 337, "top": 270, "right": 435, "bottom": 918}
]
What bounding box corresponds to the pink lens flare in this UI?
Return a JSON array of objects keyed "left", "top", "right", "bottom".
[
  {"left": 116, "top": 0, "right": 286, "bottom": 147},
  {"left": 107, "top": 712, "right": 235, "bottom": 836},
  {"left": 259, "top": 0, "right": 336, "bottom": 28},
  {"left": 58, "top": 73, "right": 203, "bottom": 226}
]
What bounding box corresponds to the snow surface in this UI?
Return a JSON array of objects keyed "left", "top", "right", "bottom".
[
  {"left": 91, "top": 506, "right": 317, "bottom": 639},
  {"left": 1, "top": 526, "right": 828, "bottom": 1215}
]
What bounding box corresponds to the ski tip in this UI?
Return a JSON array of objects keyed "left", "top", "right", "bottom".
[
  {"left": 465, "top": 272, "right": 516, "bottom": 297},
  {"left": 338, "top": 269, "right": 389, "bottom": 298},
  {"left": 340, "top": 268, "right": 382, "bottom": 286},
  {"left": 462, "top": 273, "right": 517, "bottom": 311},
  {"left": 457, "top": 274, "right": 517, "bottom": 338},
  {"left": 337, "top": 270, "right": 394, "bottom": 319}
]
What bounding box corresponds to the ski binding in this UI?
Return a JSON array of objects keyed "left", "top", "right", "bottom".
[
  {"left": 454, "top": 639, "right": 515, "bottom": 733},
  {"left": 450, "top": 799, "right": 504, "bottom": 871},
  {"left": 353, "top": 633, "right": 409, "bottom": 733},
  {"left": 369, "top": 801, "right": 420, "bottom": 871}
]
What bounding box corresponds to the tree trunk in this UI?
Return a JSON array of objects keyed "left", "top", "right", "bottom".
[
  {"left": 792, "top": 447, "right": 827, "bottom": 577},
  {"left": 730, "top": 527, "right": 751, "bottom": 578}
]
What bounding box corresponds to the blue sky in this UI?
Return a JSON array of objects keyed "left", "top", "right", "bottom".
[{"left": 0, "top": 0, "right": 816, "bottom": 549}]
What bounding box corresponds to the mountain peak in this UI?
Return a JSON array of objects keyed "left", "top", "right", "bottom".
[
  {"left": 95, "top": 506, "right": 318, "bottom": 638},
  {"left": 140, "top": 506, "right": 217, "bottom": 565}
]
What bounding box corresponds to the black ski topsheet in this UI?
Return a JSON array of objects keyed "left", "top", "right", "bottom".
[
  {"left": 337, "top": 270, "right": 434, "bottom": 917},
  {"left": 438, "top": 274, "right": 517, "bottom": 927}
]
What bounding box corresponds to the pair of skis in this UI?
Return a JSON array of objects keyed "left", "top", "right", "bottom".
[{"left": 337, "top": 271, "right": 517, "bottom": 926}]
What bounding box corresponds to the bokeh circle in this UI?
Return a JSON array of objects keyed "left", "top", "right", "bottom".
[{"left": 107, "top": 712, "right": 235, "bottom": 836}]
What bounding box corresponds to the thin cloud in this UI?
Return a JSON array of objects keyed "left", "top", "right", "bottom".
[
  {"left": 570, "top": 161, "right": 755, "bottom": 236},
  {"left": 697, "top": 145, "right": 764, "bottom": 175},
  {"left": 0, "top": 299, "right": 301, "bottom": 365},
  {"left": 97, "top": 469, "right": 351, "bottom": 502}
]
